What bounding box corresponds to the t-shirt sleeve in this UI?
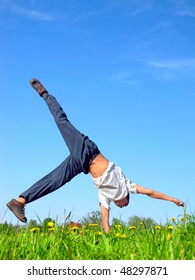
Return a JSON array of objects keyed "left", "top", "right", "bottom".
[
  {"left": 127, "top": 178, "right": 138, "bottom": 194},
  {"left": 129, "top": 183, "right": 138, "bottom": 194},
  {"left": 98, "top": 191, "right": 111, "bottom": 210}
]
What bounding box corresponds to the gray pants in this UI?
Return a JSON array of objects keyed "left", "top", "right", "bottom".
[{"left": 20, "top": 93, "right": 100, "bottom": 203}]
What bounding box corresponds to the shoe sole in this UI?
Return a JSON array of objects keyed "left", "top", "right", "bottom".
[
  {"left": 6, "top": 203, "right": 27, "bottom": 223},
  {"left": 29, "top": 78, "right": 47, "bottom": 96}
]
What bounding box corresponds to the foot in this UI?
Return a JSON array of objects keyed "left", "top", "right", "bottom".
[
  {"left": 6, "top": 199, "right": 27, "bottom": 223},
  {"left": 29, "top": 78, "right": 47, "bottom": 96}
]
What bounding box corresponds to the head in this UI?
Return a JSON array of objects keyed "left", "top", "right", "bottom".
[{"left": 114, "top": 193, "right": 129, "bottom": 208}]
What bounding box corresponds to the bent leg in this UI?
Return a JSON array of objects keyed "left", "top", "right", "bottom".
[{"left": 19, "top": 156, "right": 81, "bottom": 204}]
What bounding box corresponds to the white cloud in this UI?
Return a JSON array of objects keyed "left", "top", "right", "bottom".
[
  {"left": 131, "top": 2, "right": 152, "bottom": 17},
  {"left": 177, "top": 9, "right": 195, "bottom": 17},
  {"left": 150, "top": 21, "right": 172, "bottom": 33},
  {"left": 112, "top": 71, "right": 137, "bottom": 85},
  {"left": 0, "top": 0, "right": 55, "bottom": 21},
  {"left": 169, "top": 0, "right": 195, "bottom": 17},
  {"left": 148, "top": 59, "right": 195, "bottom": 69},
  {"left": 147, "top": 58, "right": 195, "bottom": 81}
]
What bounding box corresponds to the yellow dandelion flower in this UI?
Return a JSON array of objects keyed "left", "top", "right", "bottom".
[
  {"left": 170, "top": 217, "right": 176, "bottom": 222},
  {"left": 180, "top": 214, "right": 189, "bottom": 221},
  {"left": 129, "top": 226, "right": 136, "bottom": 230},
  {"left": 88, "top": 223, "right": 98, "bottom": 227},
  {"left": 48, "top": 227, "right": 55, "bottom": 231},
  {"left": 48, "top": 221, "right": 54, "bottom": 228},
  {"left": 115, "top": 233, "right": 120, "bottom": 237},
  {"left": 71, "top": 226, "right": 79, "bottom": 231},
  {"left": 155, "top": 225, "right": 161, "bottom": 230},
  {"left": 115, "top": 224, "right": 121, "bottom": 228},
  {"left": 30, "top": 227, "right": 40, "bottom": 232},
  {"left": 167, "top": 225, "right": 174, "bottom": 230},
  {"left": 121, "top": 234, "right": 127, "bottom": 238},
  {"left": 96, "top": 231, "right": 103, "bottom": 236}
]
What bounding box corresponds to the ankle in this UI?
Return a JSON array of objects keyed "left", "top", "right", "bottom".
[{"left": 16, "top": 197, "right": 26, "bottom": 204}]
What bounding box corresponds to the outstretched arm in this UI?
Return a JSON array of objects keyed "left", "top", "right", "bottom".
[{"left": 135, "top": 184, "right": 185, "bottom": 207}]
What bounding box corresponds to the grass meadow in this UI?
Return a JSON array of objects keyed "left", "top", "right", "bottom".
[{"left": 0, "top": 214, "right": 194, "bottom": 260}]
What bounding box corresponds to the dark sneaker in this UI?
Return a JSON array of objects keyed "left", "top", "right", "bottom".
[
  {"left": 29, "top": 78, "right": 47, "bottom": 96},
  {"left": 6, "top": 199, "right": 27, "bottom": 223}
]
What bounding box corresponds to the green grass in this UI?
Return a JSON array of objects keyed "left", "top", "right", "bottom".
[{"left": 0, "top": 214, "right": 194, "bottom": 260}]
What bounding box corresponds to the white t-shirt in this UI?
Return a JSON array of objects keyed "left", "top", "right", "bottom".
[{"left": 92, "top": 162, "right": 137, "bottom": 209}]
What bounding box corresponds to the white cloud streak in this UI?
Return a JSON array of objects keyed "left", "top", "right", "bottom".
[
  {"left": 111, "top": 71, "right": 138, "bottom": 85},
  {"left": 147, "top": 58, "right": 195, "bottom": 81},
  {"left": 148, "top": 59, "right": 195, "bottom": 69},
  {"left": 0, "top": 0, "right": 55, "bottom": 21},
  {"left": 169, "top": 0, "right": 195, "bottom": 17}
]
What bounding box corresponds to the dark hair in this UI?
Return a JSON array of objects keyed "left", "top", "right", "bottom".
[{"left": 126, "top": 193, "right": 130, "bottom": 204}]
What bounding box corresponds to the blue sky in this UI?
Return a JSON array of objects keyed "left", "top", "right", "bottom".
[{"left": 1, "top": 0, "right": 195, "bottom": 225}]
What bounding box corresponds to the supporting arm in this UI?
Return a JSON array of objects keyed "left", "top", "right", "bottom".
[{"left": 100, "top": 203, "right": 110, "bottom": 233}]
